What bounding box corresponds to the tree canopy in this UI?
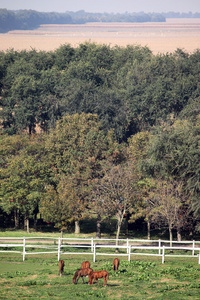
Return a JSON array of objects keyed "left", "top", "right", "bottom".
[{"left": 0, "top": 43, "right": 200, "bottom": 239}]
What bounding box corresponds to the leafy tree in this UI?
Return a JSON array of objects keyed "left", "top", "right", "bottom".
[
  {"left": 142, "top": 118, "right": 200, "bottom": 232},
  {"left": 41, "top": 113, "right": 117, "bottom": 233},
  {"left": 54, "top": 44, "right": 75, "bottom": 70},
  {"left": 127, "top": 131, "right": 152, "bottom": 238},
  {"left": 0, "top": 134, "right": 47, "bottom": 231}
]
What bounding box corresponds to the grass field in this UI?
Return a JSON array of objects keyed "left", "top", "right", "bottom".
[
  {"left": 0, "top": 251, "right": 200, "bottom": 299},
  {"left": 0, "top": 18, "right": 200, "bottom": 54},
  {"left": 1, "top": 228, "right": 200, "bottom": 299}
]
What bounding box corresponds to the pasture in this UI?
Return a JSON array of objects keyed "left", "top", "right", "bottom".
[
  {"left": 0, "top": 18, "right": 200, "bottom": 54},
  {"left": 0, "top": 252, "right": 200, "bottom": 299}
]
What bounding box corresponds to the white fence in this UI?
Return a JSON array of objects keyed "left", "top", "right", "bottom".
[{"left": 0, "top": 237, "right": 200, "bottom": 264}]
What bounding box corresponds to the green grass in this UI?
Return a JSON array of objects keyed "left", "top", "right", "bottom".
[{"left": 0, "top": 252, "right": 200, "bottom": 299}]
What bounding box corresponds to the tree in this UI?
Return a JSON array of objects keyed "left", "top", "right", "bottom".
[
  {"left": 142, "top": 119, "right": 200, "bottom": 222},
  {"left": 0, "top": 134, "right": 47, "bottom": 231},
  {"left": 147, "top": 179, "right": 190, "bottom": 243},
  {"left": 40, "top": 183, "right": 75, "bottom": 237},
  {"left": 127, "top": 131, "right": 152, "bottom": 239},
  {"left": 41, "top": 113, "right": 117, "bottom": 234},
  {"left": 94, "top": 161, "right": 138, "bottom": 245}
]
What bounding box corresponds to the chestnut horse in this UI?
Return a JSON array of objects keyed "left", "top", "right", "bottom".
[
  {"left": 81, "top": 261, "right": 90, "bottom": 269},
  {"left": 88, "top": 270, "right": 109, "bottom": 286},
  {"left": 113, "top": 258, "right": 119, "bottom": 271},
  {"left": 58, "top": 260, "right": 64, "bottom": 276},
  {"left": 73, "top": 268, "right": 93, "bottom": 284}
]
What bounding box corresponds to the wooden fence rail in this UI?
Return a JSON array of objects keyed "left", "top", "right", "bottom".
[{"left": 0, "top": 237, "right": 200, "bottom": 264}]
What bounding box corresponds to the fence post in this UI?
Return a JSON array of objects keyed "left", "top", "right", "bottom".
[
  {"left": 162, "top": 246, "right": 165, "bottom": 264},
  {"left": 158, "top": 239, "right": 161, "bottom": 255},
  {"left": 58, "top": 238, "right": 60, "bottom": 261},
  {"left": 91, "top": 237, "right": 93, "bottom": 252},
  {"left": 127, "top": 238, "right": 129, "bottom": 254},
  {"left": 23, "top": 237, "right": 26, "bottom": 261},
  {"left": 128, "top": 245, "right": 131, "bottom": 262},
  {"left": 192, "top": 240, "right": 195, "bottom": 256},
  {"left": 93, "top": 243, "right": 96, "bottom": 263}
]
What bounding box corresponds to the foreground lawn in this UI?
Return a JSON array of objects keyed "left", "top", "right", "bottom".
[{"left": 0, "top": 252, "right": 200, "bottom": 300}]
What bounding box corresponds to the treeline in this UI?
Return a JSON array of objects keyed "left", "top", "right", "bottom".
[
  {"left": 162, "top": 11, "right": 200, "bottom": 18},
  {"left": 0, "top": 8, "right": 165, "bottom": 33},
  {"left": 1, "top": 8, "right": 200, "bottom": 33},
  {"left": 0, "top": 9, "right": 73, "bottom": 33},
  {"left": 66, "top": 10, "right": 166, "bottom": 23},
  {"left": 0, "top": 43, "right": 200, "bottom": 240}
]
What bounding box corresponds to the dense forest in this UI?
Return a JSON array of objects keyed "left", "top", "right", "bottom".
[{"left": 0, "top": 43, "right": 200, "bottom": 241}]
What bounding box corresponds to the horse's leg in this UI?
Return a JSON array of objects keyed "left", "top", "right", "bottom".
[
  {"left": 92, "top": 276, "right": 96, "bottom": 285},
  {"left": 104, "top": 278, "right": 107, "bottom": 286},
  {"left": 82, "top": 276, "right": 85, "bottom": 284}
]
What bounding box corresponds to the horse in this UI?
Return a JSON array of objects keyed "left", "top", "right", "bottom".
[
  {"left": 58, "top": 260, "right": 64, "bottom": 276},
  {"left": 72, "top": 268, "right": 93, "bottom": 284},
  {"left": 81, "top": 261, "right": 90, "bottom": 269},
  {"left": 88, "top": 270, "right": 109, "bottom": 286},
  {"left": 113, "top": 258, "right": 119, "bottom": 271}
]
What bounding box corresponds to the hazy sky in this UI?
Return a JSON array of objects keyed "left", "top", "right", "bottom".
[{"left": 0, "top": 0, "right": 200, "bottom": 13}]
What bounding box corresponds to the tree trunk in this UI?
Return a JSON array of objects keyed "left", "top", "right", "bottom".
[
  {"left": 34, "top": 213, "right": 37, "bottom": 230},
  {"left": 147, "top": 220, "right": 151, "bottom": 240},
  {"left": 75, "top": 220, "right": 80, "bottom": 234},
  {"left": 27, "top": 218, "right": 29, "bottom": 233},
  {"left": 125, "top": 215, "right": 129, "bottom": 235},
  {"left": 169, "top": 226, "right": 173, "bottom": 248},
  {"left": 96, "top": 213, "right": 101, "bottom": 239},
  {"left": 14, "top": 209, "right": 20, "bottom": 229},
  {"left": 177, "top": 228, "right": 181, "bottom": 241},
  {"left": 116, "top": 209, "right": 125, "bottom": 249},
  {"left": 24, "top": 215, "right": 30, "bottom": 233},
  {"left": 116, "top": 215, "right": 123, "bottom": 249}
]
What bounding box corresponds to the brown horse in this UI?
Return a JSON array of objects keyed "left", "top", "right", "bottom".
[
  {"left": 73, "top": 268, "right": 93, "bottom": 284},
  {"left": 113, "top": 258, "right": 119, "bottom": 271},
  {"left": 58, "top": 260, "right": 64, "bottom": 276},
  {"left": 88, "top": 270, "right": 109, "bottom": 286},
  {"left": 81, "top": 261, "right": 90, "bottom": 269}
]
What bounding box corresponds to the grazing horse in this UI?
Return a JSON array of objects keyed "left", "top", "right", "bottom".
[
  {"left": 58, "top": 260, "right": 65, "bottom": 276},
  {"left": 88, "top": 270, "right": 109, "bottom": 286},
  {"left": 73, "top": 268, "right": 93, "bottom": 284},
  {"left": 81, "top": 261, "right": 90, "bottom": 269},
  {"left": 113, "top": 258, "right": 119, "bottom": 271}
]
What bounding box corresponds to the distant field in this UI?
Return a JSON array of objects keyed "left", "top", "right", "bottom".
[{"left": 0, "top": 18, "right": 200, "bottom": 54}]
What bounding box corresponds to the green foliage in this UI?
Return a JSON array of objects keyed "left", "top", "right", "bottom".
[
  {"left": 1, "top": 43, "right": 199, "bottom": 141},
  {"left": 40, "top": 113, "right": 121, "bottom": 230},
  {"left": 1, "top": 42, "right": 200, "bottom": 235},
  {"left": 143, "top": 119, "right": 200, "bottom": 201},
  {"left": 0, "top": 134, "right": 48, "bottom": 224}
]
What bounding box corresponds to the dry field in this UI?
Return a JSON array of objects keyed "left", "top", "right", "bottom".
[{"left": 0, "top": 18, "right": 200, "bottom": 54}]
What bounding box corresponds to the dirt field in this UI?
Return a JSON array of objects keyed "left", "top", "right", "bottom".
[{"left": 0, "top": 18, "right": 200, "bottom": 54}]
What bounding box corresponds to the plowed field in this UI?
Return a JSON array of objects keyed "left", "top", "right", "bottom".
[{"left": 0, "top": 18, "right": 200, "bottom": 54}]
